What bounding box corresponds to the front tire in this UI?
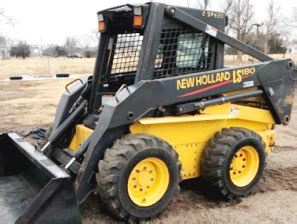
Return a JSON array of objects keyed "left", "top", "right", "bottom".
[
  {"left": 201, "top": 128, "right": 266, "bottom": 199},
  {"left": 96, "top": 134, "right": 181, "bottom": 221}
]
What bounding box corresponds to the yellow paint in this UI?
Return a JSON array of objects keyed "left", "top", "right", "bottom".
[
  {"left": 230, "top": 146, "right": 260, "bottom": 187},
  {"left": 127, "top": 157, "right": 169, "bottom": 207},
  {"left": 69, "top": 124, "right": 93, "bottom": 151},
  {"left": 222, "top": 87, "right": 258, "bottom": 96},
  {"left": 258, "top": 129, "right": 275, "bottom": 152},
  {"left": 130, "top": 103, "right": 275, "bottom": 180}
]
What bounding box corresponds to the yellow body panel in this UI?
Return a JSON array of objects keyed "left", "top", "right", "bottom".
[
  {"left": 68, "top": 103, "right": 276, "bottom": 180},
  {"left": 69, "top": 124, "right": 93, "bottom": 151},
  {"left": 130, "top": 103, "right": 276, "bottom": 180}
]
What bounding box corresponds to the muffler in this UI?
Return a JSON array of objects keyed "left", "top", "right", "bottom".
[{"left": 0, "top": 133, "right": 81, "bottom": 224}]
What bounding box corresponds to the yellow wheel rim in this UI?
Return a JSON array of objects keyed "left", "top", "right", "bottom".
[
  {"left": 127, "top": 157, "right": 169, "bottom": 207},
  {"left": 229, "top": 146, "right": 259, "bottom": 187}
]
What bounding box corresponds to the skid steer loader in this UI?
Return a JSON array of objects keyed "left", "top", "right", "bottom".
[{"left": 0, "top": 2, "right": 296, "bottom": 223}]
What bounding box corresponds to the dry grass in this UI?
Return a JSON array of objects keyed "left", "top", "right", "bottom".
[
  {"left": 1, "top": 54, "right": 296, "bottom": 80},
  {"left": 0, "top": 79, "right": 69, "bottom": 133},
  {"left": 0, "top": 57, "right": 95, "bottom": 79}
]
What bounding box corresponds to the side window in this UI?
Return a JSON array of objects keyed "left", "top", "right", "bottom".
[
  {"left": 176, "top": 33, "right": 205, "bottom": 68},
  {"left": 153, "top": 28, "right": 214, "bottom": 79}
]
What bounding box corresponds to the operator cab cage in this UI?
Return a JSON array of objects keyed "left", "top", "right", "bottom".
[{"left": 91, "top": 3, "right": 227, "bottom": 111}]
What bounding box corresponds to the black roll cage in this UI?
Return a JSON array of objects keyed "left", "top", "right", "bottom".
[{"left": 90, "top": 2, "right": 233, "bottom": 112}]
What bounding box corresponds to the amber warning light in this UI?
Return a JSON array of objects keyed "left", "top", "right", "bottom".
[
  {"left": 133, "top": 6, "right": 143, "bottom": 28},
  {"left": 98, "top": 14, "right": 105, "bottom": 32}
]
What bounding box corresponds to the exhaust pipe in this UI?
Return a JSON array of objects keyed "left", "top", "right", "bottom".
[{"left": 0, "top": 133, "right": 81, "bottom": 224}]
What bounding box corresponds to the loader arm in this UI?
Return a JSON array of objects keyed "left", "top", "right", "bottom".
[{"left": 165, "top": 6, "right": 273, "bottom": 62}]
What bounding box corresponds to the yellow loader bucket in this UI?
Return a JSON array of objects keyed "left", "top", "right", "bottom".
[{"left": 0, "top": 133, "right": 81, "bottom": 224}]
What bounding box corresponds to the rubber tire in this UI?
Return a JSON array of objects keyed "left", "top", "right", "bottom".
[
  {"left": 96, "top": 134, "right": 181, "bottom": 221},
  {"left": 9, "top": 76, "right": 22, "bottom": 80},
  {"left": 56, "top": 73, "right": 69, "bottom": 78},
  {"left": 201, "top": 127, "right": 266, "bottom": 199}
]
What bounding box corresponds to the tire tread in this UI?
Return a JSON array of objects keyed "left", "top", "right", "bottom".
[{"left": 96, "top": 134, "right": 181, "bottom": 221}]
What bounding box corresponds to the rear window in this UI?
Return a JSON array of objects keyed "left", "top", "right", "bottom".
[{"left": 111, "top": 33, "right": 143, "bottom": 75}]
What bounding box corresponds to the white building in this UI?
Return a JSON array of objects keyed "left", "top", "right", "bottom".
[{"left": 286, "top": 45, "right": 297, "bottom": 54}]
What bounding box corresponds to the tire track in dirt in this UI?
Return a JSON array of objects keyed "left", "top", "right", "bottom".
[
  {"left": 273, "top": 146, "right": 296, "bottom": 152},
  {"left": 283, "top": 130, "right": 297, "bottom": 138},
  {"left": 254, "top": 145, "right": 297, "bottom": 194},
  {"left": 168, "top": 165, "right": 297, "bottom": 213},
  {"left": 255, "top": 166, "right": 297, "bottom": 194}
]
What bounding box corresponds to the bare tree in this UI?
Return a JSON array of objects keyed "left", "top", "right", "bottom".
[
  {"left": 228, "top": 0, "right": 255, "bottom": 61},
  {"left": 278, "top": 7, "right": 297, "bottom": 31},
  {"left": 294, "top": 8, "right": 297, "bottom": 22},
  {"left": 82, "top": 31, "right": 100, "bottom": 47},
  {"left": 81, "top": 32, "right": 99, "bottom": 58},
  {"left": 217, "top": 0, "right": 233, "bottom": 35},
  {"left": 10, "top": 41, "right": 31, "bottom": 59},
  {"left": 197, "top": 0, "right": 210, "bottom": 9},
  {"left": 42, "top": 45, "right": 67, "bottom": 57},
  {"left": 64, "top": 37, "right": 80, "bottom": 56},
  {"left": 220, "top": 0, "right": 233, "bottom": 14},
  {"left": 0, "top": 8, "right": 14, "bottom": 25},
  {"left": 274, "top": 7, "right": 296, "bottom": 48},
  {"left": 289, "top": 7, "right": 297, "bottom": 26},
  {"left": 86, "top": 30, "right": 100, "bottom": 44},
  {"left": 262, "top": 0, "right": 280, "bottom": 53}
]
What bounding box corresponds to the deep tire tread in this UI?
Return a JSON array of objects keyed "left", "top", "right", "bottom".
[
  {"left": 96, "top": 134, "right": 181, "bottom": 221},
  {"left": 201, "top": 127, "right": 266, "bottom": 200}
]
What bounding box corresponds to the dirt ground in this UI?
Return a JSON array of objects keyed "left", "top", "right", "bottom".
[{"left": 0, "top": 59, "right": 297, "bottom": 223}]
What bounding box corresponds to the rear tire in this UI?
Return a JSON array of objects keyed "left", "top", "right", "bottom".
[
  {"left": 96, "top": 134, "right": 181, "bottom": 221},
  {"left": 201, "top": 128, "right": 266, "bottom": 199}
]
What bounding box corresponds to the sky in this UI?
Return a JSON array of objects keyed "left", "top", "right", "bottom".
[{"left": 0, "top": 0, "right": 296, "bottom": 46}]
